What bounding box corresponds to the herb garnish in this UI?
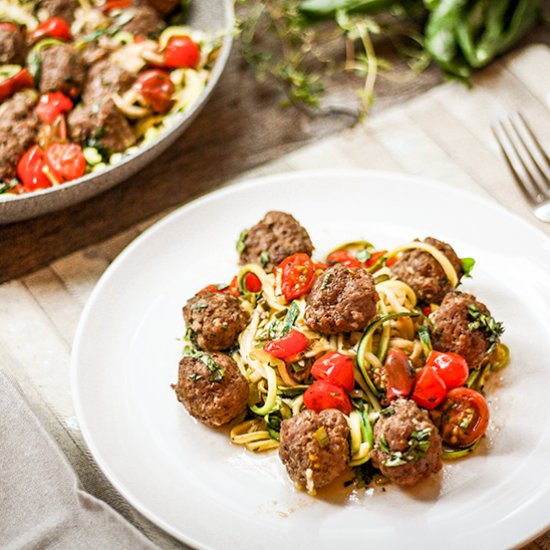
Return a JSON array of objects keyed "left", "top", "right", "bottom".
[
  {"left": 320, "top": 268, "right": 332, "bottom": 291},
  {"left": 461, "top": 257, "right": 475, "bottom": 278},
  {"left": 356, "top": 246, "right": 371, "bottom": 263},
  {"left": 183, "top": 346, "right": 225, "bottom": 382},
  {"left": 313, "top": 426, "right": 330, "bottom": 448},
  {"left": 467, "top": 304, "right": 505, "bottom": 355},
  {"left": 236, "top": 230, "right": 248, "bottom": 253},
  {"left": 260, "top": 250, "right": 270, "bottom": 267},
  {"left": 379, "top": 428, "right": 432, "bottom": 467}
]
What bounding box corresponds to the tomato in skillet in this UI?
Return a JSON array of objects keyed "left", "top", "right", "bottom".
[
  {"left": 17, "top": 146, "right": 52, "bottom": 191},
  {"left": 164, "top": 36, "right": 201, "bottom": 68},
  {"left": 278, "top": 253, "right": 314, "bottom": 301},
  {"left": 439, "top": 387, "right": 490, "bottom": 447},
  {"left": 0, "top": 68, "right": 34, "bottom": 103},
  {"left": 44, "top": 143, "right": 86, "bottom": 182},
  {"left": 411, "top": 365, "right": 446, "bottom": 409},
  {"left": 31, "top": 17, "right": 72, "bottom": 42},
  {"left": 35, "top": 92, "right": 73, "bottom": 124},
  {"left": 304, "top": 379, "right": 352, "bottom": 414},
  {"left": 384, "top": 348, "right": 415, "bottom": 400},
  {"left": 133, "top": 70, "right": 175, "bottom": 113},
  {"left": 426, "top": 350, "right": 469, "bottom": 390},
  {"left": 264, "top": 329, "right": 308, "bottom": 359},
  {"left": 311, "top": 351, "right": 354, "bottom": 392}
]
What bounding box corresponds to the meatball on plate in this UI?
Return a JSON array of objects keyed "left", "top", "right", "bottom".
[{"left": 0, "top": 0, "right": 233, "bottom": 222}]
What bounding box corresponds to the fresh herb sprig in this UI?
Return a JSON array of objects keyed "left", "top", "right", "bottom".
[
  {"left": 379, "top": 427, "right": 432, "bottom": 467},
  {"left": 467, "top": 304, "right": 505, "bottom": 355}
]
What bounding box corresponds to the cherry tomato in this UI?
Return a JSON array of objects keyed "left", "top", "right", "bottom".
[
  {"left": 227, "top": 276, "right": 239, "bottom": 297},
  {"left": 244, "top": 272, "right": 262, "bottom": 293},
  {"left": 264, "top": 329, "right": 308, "bottom": 359},
  {"left": 278, "top": 253, "right": 315, "bottom": 301},
  {"left": 311, "top": 352, "right": 355, "bottom": 392},
  {"left": 439, "top": 387, "right": 490, "bottom": 448},
  {"left": 326, "top": 250, "right": 362, "bottom": 268},
  {"left": 44, "top": 143, "right": 86, "bottom": 182},
  {"left": 423, "top": 306, "right": 432, "bottom": 316},
  {"left": 426, "top": 350, "right": 469, "bottom": 390},
  {"left": 35, "top": 91, "right": 73, "bottom": 124},
  {"left": 0, "top": 68, "right": 34, "bottom": 103},
  {"left": 100, "top": 0, "right": 132, "bottom": 11},
  {"left": 384, "top": 348, "right": 415, "bottom": 400},
  {"left": 411, "top": 366, "right": 446, "bottom": 409},
  {"left": 31, "top": 17, "right": 72, "bottom": 42},
  {"left": 17, "top": 145, "right": 52, "bottom": 191},
  {"left": 304, "top": 379, "right": 352, "bottom": 414},
  {"left": 133, "top": 69, "right": 174, "bottom": 113},
  {"left": 164, "top": 36, "right": 201, "bottom": 68},
  {"left": 0, "top": 22, "right": 17, "bottom": 31}
]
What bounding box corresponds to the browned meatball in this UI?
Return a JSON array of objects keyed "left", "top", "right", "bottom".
[
  {"left": 430, "top": 291, "right": 502, "bottom": 369},
  {"left": 239, "top": 211, "right": 314, "bottom": 272},
  {"left": 82, "top": 60, "right": 135, "bottom": 105},
  {"left": 173, "top": 352, "right": 249, "bottom": 427},
  {"left": 37, "top": 0, "right": 79, "bottom": 23},
  {"left": 118, "top": 5, "right": 165, "bottom": 36},
  {"left": 391, "top": 237, "right": 463, "bottom": 304},
  {"left": 0, "top": 93, "right": 39, "bottom": 181},
  {"left": 0, "top": 26, "right": 27, "bottom": 65},
  {"left": 68, "top": 98, "right": 136, "bottom": 153},
  {"left": 304, "top": 263, "right": 378, "bottom": 334},
  {"left": 279, "top": 409, "right": 350, "bottom": 492},
  {"left": 183, "top": 291, "right": 249, "bottom": 351},
  {"left": 39, "top": 44, "right": 85, "bottom": 97},
  {"left": 370, "top": 399, "right": 442, "bottom": 487}
]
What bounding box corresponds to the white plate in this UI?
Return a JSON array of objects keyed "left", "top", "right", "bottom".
[{"left": 72, "top": 170, "right": 550, "bottom": 550}]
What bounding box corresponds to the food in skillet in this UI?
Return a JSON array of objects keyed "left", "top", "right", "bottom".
[
  {"left": 0, "top": 0, "right": 220, "bottom": 195},
  {"left": 172, "top": 211, "right": 508, "bottom": 494}
]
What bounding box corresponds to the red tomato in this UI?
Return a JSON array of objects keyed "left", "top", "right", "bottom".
[
  {"left": 197, "top": 284, "right": 219, "bottom": 295},
  {"left": 133, "top": 70, "right": 174, "bottom": 113},
  {"left": 31, "top": 17, "right": 72, "bottom": 42},
  {"left": 384, "top": 348, "right": 415, "bottom": 400},
  {"left": 311, "top": 352, "right": 355, "bottom": 392},
  {"left": 264, "top": 329, "right": 308, "bottom": 359},
  {"left": 44, "top": 143, "right": 86, "bottom": 182},
  {"left": 100, "top": 0, "right": 132, "bottom": 11},
  {"left": 0, "top": 22, "right": 17, "bottom": 31},
  {"left": 426, "top": 350, "right": 469, "bottom": 390},
  {"left": 304, "top": 379, "right": 352, "bottom": 414},
  {"left": 244, "top": 272, "right": 262, "bottom": 293},
  {"left": 0, "top": 68, "right": 34, "bottom": 103},
  {"left": 17, "top": 146, "right": 52, "bottom": 191},
  {"left": 423, "top": 306, "right": 432, "bottom": 316},
  {"left": 411, "top": 366, "right": 446, "bottom": 409},
  {"left": 277, "top": 253, "right": 314, "bottom": 301},
  {"left": 439, "top": 387, "right": 490, "bottom": 447},
  {"left": 326, "top": 250, "right": 362, "bottom": 268},
  {"left": 35, "top": 91, "right": 73, "bottom": 124},
  {"left": 227, "top": 276, "right": 239, "bottom": 297},
  {"left": 164, "top": 36, "right": 201, "bottom": 68}
]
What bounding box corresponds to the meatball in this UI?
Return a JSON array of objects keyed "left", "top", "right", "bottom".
[
  {"left": 118, "top": 5, "right": 165, "bottom": 37},
  {"left": 370, "top": 398, "right": 442, "bottom": 487},
  {"left": 82, "top": 60, "right": 135, "bottom": 105},
  {"left": 39, "top": 44, "right": 85, "bottom": 97},
  {"left": 173, "top": 352, "right": 249, "bottom": 427},
  {"left": 0, "top": 93, "right": 39, "bottom": 180},
  {"left": 37, "top": 0, "right": 79, "bottom": 23},
  {"left": 430, "top": 291, "right": 500, "bottom": 369},
  {"left": 0, "top": 26, "right": 27, "bottom": 65},
  {"left": 183, "top": 291, "right": 249, "bottom": 351},
  {"left": 239, "top": 211, "right": 314, "bottom": 272},
  {"left": 279, "top": 409, "right": 350, "bottom": 493},
  {"left": 68, "top": 98, "right": 136, "bottom": 153},
  {"left": 391, "top": 237, "right": 463, "bottom": 304},
  {"left": 304, "top": 263, "right": 379, "bottom": 334}
]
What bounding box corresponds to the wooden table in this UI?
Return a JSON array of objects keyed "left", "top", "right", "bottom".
[{"left": 2, "top": 17, "right": 550, "bottom": 550}]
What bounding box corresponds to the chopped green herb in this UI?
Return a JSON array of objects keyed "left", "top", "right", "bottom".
[
  {"left": 236, "top": 230, "right": 248, "bottom": 254},
  {"left": 313, "top": 426, "right": 330, "bottom": 448},
  {"left": 379, "top": 436, "right": 390, "bottom": 454},
  {"left": 461, "top": 257, "right": 476, "bottom": 278},
  {"left": 188, "top": 373, "right": 201, "bottom": 382},
  {"left": 281, "top": 301, "right": 300, "bottom": 336},
  {"left": 201, "top": 354, "right": 225, "bottom": 382},
  {"left": 260, "top": 250, "right": 270, "bottom": 267},
  {"left": 467, "top": 304, "right": 505, "bottom": 355},
  {"left": 356, "top": 247, "right": 371, "bottom": 263},
  {"left": 193, "top": 301, "right": 208, "bottom": 310},
  {"left": 320, "top": 269, "right": 332, "bottom": 291},
  {"left": 379, "top": 407, "right": 395, "bottom": 417},
  {"left": 418, "top": 325, "right": 432, "bottom": 355},
  {"left": 380, "top": 427, "right": 432, "bottom": 467}
]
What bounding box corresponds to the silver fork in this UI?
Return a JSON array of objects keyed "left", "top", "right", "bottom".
[{"left": 492, "top": 114, "right": 550, "bottom": 222}]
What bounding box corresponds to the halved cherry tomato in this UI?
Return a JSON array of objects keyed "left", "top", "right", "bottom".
[
  {"left": 439, "top": 387, "right": 489, "bottom": 448},
  {"left": 44, "top": 143, "right": 86, "bottom": 182},
  {"left": 264, "top": 329, "right": 307, "bottom": 359},
  {"left": 227, "top": 276, "right": 239, "bottom": 297},
  {"left": 303, "top": 379, "right": 352, "bottom": 414},
  {"left": 31, "top": 17, "right": 72, "bottom": 42},
  {"left": 278, "top": 253, "right": 314, "bottom": 301},
  {"left": 384, "top": 348, "right": 415, "bottom": 400},
  {"left": 0, "top": 22, "right": 17, "bottom": 31},
  {"left": 133, "top": 69, "right": 174, "bottom": 113},
  {"left": 423, "top": 306, "right": 432, "bottom": 316},
  {"left": 164, "top": 36, "right": 201, "bottom": 68},
  {"left": 244, "top": 272, "right": 262, "bottom": 293},
  {"left": 197, "top": 284, "right": 220, "bottom": 295},
  {"left": 197, "top": 278, "right": 239, "bottom": 297},
  {"left": 17, "top": 146, "right": 52, "bottom": 191},
  {"left": 100, "top": 0, "right": 132, "bottom": 11},
  {"left": 411, "top": 366, "right": 446, "bottom": 409},
  {"left": 426, "top": 350, "right": 469, "bottom": 390},
  {"left": 0, "top": 68, "right": 34, "bottom": 102},
  {"left": 326, "top": 250, "right": 362, "bottom": 268},
  {"left": 311, "top": 351, "right": 354, "bottom": 392},
  {"left": 35, "top": 91, "right": 73, "bottom": 124}
]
